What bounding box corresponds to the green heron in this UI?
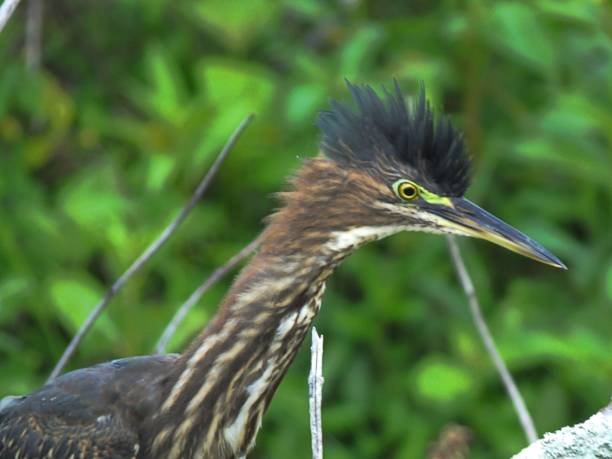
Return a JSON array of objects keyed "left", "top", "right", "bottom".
[{"left": 0, "top": 81, "right": 565, "bottom": 459}]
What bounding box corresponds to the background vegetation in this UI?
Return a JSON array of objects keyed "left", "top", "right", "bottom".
[{"left": 1, "top": 1, "right": 611, "bottom": 457}]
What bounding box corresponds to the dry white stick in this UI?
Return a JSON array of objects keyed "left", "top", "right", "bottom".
[
  {"left": 309, "top": 327, "right": 324, "bottom": 459},
  {"left": 25, "top": 0, "right": 42, "bottom": 70},
  {"left": 48, "top": 114, "right": 255, "bottom": 381},
  {"left": 512, "top": 402, "right": 612, "bottom": 458},
  {"left": 446, "top": 236, "right": 538, "bottom": 444},
  {"left": 155, "top": 238, "right": 259, "bottom": 354},
  {"left": 0, "top": 0, "right": 23, "bottom": 33}
]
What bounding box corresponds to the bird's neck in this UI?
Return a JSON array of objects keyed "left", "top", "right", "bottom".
[
  {"left": 150, "top": 232, "right": 353, "bottom": 458},
  {"left": 148, "top": 160, "right": 399, "bottom": 458}
]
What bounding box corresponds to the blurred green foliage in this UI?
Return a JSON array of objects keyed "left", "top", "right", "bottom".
[{"left": 1, "top": 1, "right": 612, "bottom": 457}]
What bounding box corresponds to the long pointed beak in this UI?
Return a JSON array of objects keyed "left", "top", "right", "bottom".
[{"left": 427, "top": 198, "right": 566, "bottom": 269}]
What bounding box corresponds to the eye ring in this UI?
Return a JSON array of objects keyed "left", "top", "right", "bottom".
[{"left": 395, "top": 180, "right": 419, "bottom": 201}]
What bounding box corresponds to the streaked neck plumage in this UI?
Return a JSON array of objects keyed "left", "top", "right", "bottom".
[{"left": 146, "top": 159, "right": 399, "bottom": 459}]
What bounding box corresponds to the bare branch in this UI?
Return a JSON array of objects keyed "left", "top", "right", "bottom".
[
  {"left": 0, "top": 0, "right": 23, "bottom": 33},
  {"left": 512, "top": 402, "right": 612, "bottom": 458},
  {"left": 446, "top": 236, "right": 538, "bottom": 444},
  {"left": 48, "top": 114, "right": 255, "bottom": 382},
  {"left": 25, "top": 0, "right": 42, "bottom": 71},
  {"left": 309, "top": 327, "right": 324, "bottom": 459},
  {"left": 154, "top": 238, "right": 259, "bottom": 354}
]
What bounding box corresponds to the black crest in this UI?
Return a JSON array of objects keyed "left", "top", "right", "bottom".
[{"left": 316, "top": 80, "right": 471, "bottom": 196}]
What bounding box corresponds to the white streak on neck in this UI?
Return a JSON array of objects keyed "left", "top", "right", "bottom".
[
  {"left": 276, "top": 310, "right": 298, "bottom": 338},
  {"left": 224, "top": 364, "right": 275, "bottom": 450},
  {"left": 326, "top": 226, "right": 400, "bottom": 252}
]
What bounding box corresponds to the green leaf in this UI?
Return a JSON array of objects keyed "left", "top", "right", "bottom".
[
  {"left": 61, "top": 168, "right": 126, "bottom": 232},
  {"left": 414, "top": 358, "right": 473, "bottom": 402},
  {"left": 285, "top": 84, "right": 326, "bottom": 126},
  {"left": 194, "top": 59, "right": 275, "bottom": 159},
  {"left": 605, "top": 262, "right": 612, "bottom": 301},
  {"left": 340, "top": 25, "right": 385, "bottom": 78},
  {"left": 192, "top": 0, "right": 279, "bottom": 50},
  {"left": 490, "top": 2, "right": 556, "bottom": 76},
  {"left": 537, "top": 0, "right": 598, "bottom": 24},
  {"left": 0, "top": 276, "right": 29, "bottom": 324},
  {"left": 140, "top": 48, "right": 186, "bottom": 123},
  {"left": 146, "top": 154, "right": 175, "bottom": 191},
  {"left": 50, "top": 278, "right": 118, "bottom": 340},
  {"left": 540, "top": 94, "right": 603, "bottom": 138}
]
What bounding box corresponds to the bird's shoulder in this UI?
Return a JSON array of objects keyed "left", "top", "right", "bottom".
[{"left": 0, "top": 354, "right": 179, "bottom": 459}]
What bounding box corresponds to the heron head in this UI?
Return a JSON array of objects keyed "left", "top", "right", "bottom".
[{"left": 301, "top": 80, "right": 566, "bottom": 268}]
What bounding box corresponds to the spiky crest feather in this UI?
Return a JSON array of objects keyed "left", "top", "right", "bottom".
[{"left": 316, "top": 80, "right": 471, "bottom": 196}]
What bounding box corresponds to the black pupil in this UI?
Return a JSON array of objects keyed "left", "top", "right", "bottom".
[{"left": 402, "top": 185, "right": 415, "bottom": 197}]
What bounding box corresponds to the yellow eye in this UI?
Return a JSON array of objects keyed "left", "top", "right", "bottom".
[{"left": 395, "top": 180, "right": 419, "bottom": 200}]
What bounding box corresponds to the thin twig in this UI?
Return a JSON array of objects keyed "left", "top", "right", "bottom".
[
  {"left": 309, "top": 327, "right": 324, "bottom": 459},
  {"left": 48, "top": 114, "right": 255, "bottom": 381},
  {"left": 446, "top": 236, "right": 538, "bottom": 444},
  {"left": 155, "top": 238, "right": 259, "bottom": 354},
  {"left": 25, "top": 0, "right": 42, "bottom": 71},
  {"left": 0, "top": 0, "right": 23, "bottom": 33}
]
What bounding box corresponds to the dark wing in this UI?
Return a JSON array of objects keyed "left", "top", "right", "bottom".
[
  {"left": 0, "top": 396, "right": 139, "bottom": 459},
  {"left": 0, "top": 355, "right": 178, "bottom": 459}
]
